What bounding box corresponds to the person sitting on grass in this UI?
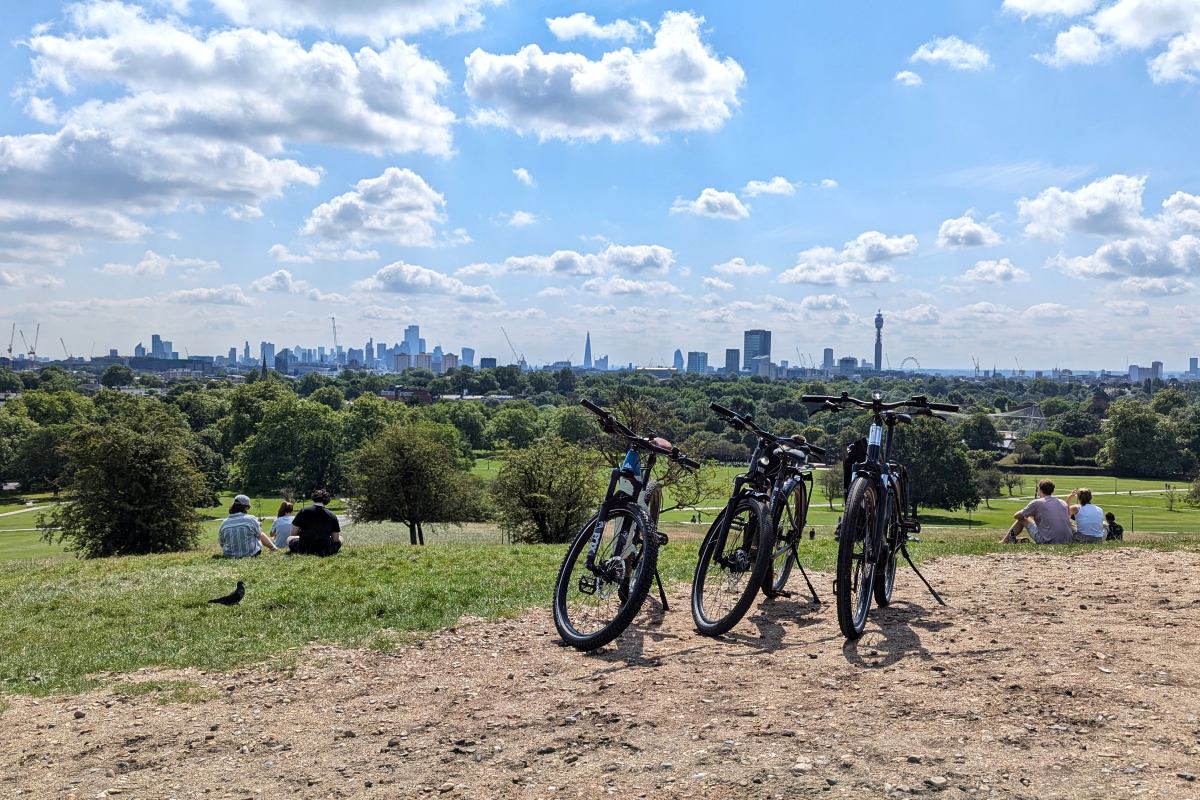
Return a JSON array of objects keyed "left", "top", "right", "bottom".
[
  {"left": 1000, "top": 478, "right": 1072, "bottom": 544},
  {"left": 270, "top": 501, "right": 295, "bottom": 550},
  {"left": 287, "top": 488, "right": 343, "bottom": 557},
  {"left": 1067, "top": 487, "right": 1104, "bottom": 544},
  {"left": 219, "top": 494, "right": 278, "bottom": 558},
  {"left": 1103, "top": 512, "right": 1124, "bottom": 541}
]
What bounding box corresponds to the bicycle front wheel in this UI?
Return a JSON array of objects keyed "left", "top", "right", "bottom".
[
  {"left": 873, "top": 496, "right": 902, "bottom": 607},
  {"left": 692, "top": 497, "right": 773, "bottom": 637},
  {"left": 553, "top": 503, "right": 658, "bottom": 651},
  {"left": 836, "top": 477, "right": 878, "bottom": 639}
]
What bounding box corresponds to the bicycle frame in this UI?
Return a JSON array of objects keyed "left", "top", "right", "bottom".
[{"left": 585, "top": 448, "right": 658, "bottom": 575}]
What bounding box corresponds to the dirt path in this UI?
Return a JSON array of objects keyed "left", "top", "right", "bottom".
[{"left": 4, "top": 548, "right": 1200, "bottom": 799}]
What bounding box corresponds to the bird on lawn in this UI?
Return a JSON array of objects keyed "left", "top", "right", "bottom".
[{"left": 209, "top": 581, "right": 245, "bottom": 606}]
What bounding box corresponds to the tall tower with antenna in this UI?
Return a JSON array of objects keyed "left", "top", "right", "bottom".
[
  {"left": 583, "top": 332, "right": 593, "bottom": 370},
  {"left": 874, "top": 310, "right": 884, "bottom": 372}
]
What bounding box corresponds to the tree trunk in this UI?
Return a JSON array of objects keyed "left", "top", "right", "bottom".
[
  {"left": 408, "top": 521, "right": 418, "bottom": 546},
  {"left": 417, "top": 522, "right": 425, "bottom": 545}
]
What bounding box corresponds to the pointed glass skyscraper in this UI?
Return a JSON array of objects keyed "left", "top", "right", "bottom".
[{"left": 583, "top": 332, "right": 593, "bottom": 369}]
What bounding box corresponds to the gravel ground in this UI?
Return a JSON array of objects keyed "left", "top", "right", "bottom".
[{"left": 4, "top": 547, "right": 1200, "bottom": 800}]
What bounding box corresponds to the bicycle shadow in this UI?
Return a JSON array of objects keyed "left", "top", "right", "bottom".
[
  {"left": 840, "top": 599, "right": 954, "bottom": 669},
  {"left": 573, "top": 596, "right": 704, "bottom": 673}
]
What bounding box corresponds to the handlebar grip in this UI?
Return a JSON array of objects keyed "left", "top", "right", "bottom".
[
  {"left": 806, "top": 443, "right": 827, "bottom": 458},
  {"left": 579, "top": 398, "right": 605, "bottom": 415},
  {"left": 679, "top": 456, "right": 701, "bottom": 470},
  {"left": 708, "top": 402, "right": 735, "bottom": 417},
  {"left": 928, "top": 402, "right": 959, "bottom": 412},
  {"left": 800, "top": 395, "right": 826, "bottom": 403}
]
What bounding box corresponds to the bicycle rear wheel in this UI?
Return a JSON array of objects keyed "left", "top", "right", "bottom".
[
  {"left": 836, "top": 477, "right": 878, "bottom": 639},
  {"left": 764, "top": 478, "right": 805, "bottom": 596},
  {"left": 553, "top": 503, "right": 658, "bottom": 651},
  {"left": 691, "top": 496, "right": 773, "bottom": 636}
]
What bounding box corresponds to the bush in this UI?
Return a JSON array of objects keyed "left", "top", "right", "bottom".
[
  {"left": 40, "top": 417, "right": 206, "bottom": 557},
  {"left": 1040, "top": 442, "right": 1060, "bottom": 465},
  {"left": 489, "top": 437, "right": 604, "bottom": 544}
]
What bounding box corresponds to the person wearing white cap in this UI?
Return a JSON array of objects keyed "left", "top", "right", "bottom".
[{"left": 219, "top": 494, "right": 278, "bottom": 558}]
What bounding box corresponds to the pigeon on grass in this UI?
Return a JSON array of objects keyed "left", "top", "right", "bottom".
[{"left": 209, "top": 581, "right": 245, "bottom": 606}]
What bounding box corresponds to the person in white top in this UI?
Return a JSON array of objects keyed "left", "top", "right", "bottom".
[{"left": 1067, "top": 487, "right": 1104, "bottom": 544}]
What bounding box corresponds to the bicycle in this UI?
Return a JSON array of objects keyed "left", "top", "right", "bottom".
[
  {"left": 691, "top": 403, "right": 826, "bottom": 637},
  {"left": 802, "top": 391, "right": 958, "bottom": 639},
  {"left": 552, "top": 398, "right": 700, "bottom": 651}
]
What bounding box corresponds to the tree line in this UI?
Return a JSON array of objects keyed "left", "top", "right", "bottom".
[{"left": 1, "top": 363, "right": 1197, "bottom": 557}]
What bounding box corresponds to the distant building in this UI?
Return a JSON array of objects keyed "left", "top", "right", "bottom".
[
  {"left": 260, "top": 342, "right": 275, "bottom": 368},
  {"left": 725, "top": 349, "right": 739, "bottom": 376},
  {"left": 1130, "top": 362, "right": 1163, "bottom": 382},
  {"left": 394, "top": 353, "right": 412, "bottom": 371},
  {"left": 673, "top": 349, "right": 684, "bottom": 370},
  {"left": 1191, "top": 357, "right": 1198, "bottom": 375},
  {"left": 756, "top": 360, "right": 776, "bottom": 378},
  {"left": 461, "top": 347, "right": 475, "bottom": 368},
  {"left": 583, "top": 333, "right": 593, "bottom": 370},
  {"left": 744, "top": 330, "right": 771, "bottom": 371},
  {"left": 838, "top": 356, "right": 858, "bottom": 376},
  {"left": 479, "top": 357, "right": 498, "bottom": 370},
  {"left": 414, "top": 353, "right": 433, "bottom": 370},
  {"left": 441, "top": 353, "right": 459, "bottom": 372},
  {"left": 594, "top": 355, "right": 609, "bottom": 371},
  {"left": 874, "top": 310, "right": 884, "bottom": 371},
  {"left": 823, "top": 348, "right": 834, "bottom": 370},
  {"left": 134, "top": 342, "right": 146, "bottom": 358},
  {"left": 347, "top": 348, "right": 364, "bottom": 366},
  {"left": 686, "top": 351, "right": 708, "bottom": 373}
]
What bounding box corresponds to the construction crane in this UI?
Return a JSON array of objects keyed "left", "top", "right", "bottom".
[
  {"left": 60, "top": 338, "right": 73, "bottom": 373},
  {"left": 1014, "top": 357, "right": 1021, "bottom": 377},
  {"left": 20, "top": 324, "right": 39, "bottom": 363},
  {"left": 500, "top": 326, "right": 523, "bottom": 366},
  {"left": 796, "top": 347, "right": 804, "bottom": 369},
  {"left": 6, "top": 324, "right": 14, "bottom": 362}
]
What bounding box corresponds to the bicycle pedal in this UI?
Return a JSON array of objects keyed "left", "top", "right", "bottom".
[
  {"left": 767, "top": 590, "right": 793, "bottom": 599},
  {"left": 577, "top": 575, "right": 597, "bottom": 595},
  {"left": 657, "top": 532, "right": 669, "bottom": 546},
  {"left": 905, "top": 533, "right": 922, "bottom": 543}
]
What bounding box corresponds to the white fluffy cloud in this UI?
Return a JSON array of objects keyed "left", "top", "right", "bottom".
[
  {"left": 1017, "top": 174, "right": 1152, "bottom": 240},
  {"left": 712, "top": 257, "right": 769, "bottom": 276},
  {"left": 799, "top": 294, "right": 852, "bottom": 312},
  {"left": 0, "top": 203, "right": 148, "bottom": 268},
  {"left": 464, "top": 12, "right": 745, "bottom": 143},
  {"left": 741, "top": 177, "right": 796, "bottom": 197},
  {"left": 910, "top": 36, "right": 992, "bottom": 70},
  {"left": 166, "top": 284, "right": 253, "bottom": 306},
  {"left": 301, "top": 168, "right": 446, "bottom": 247},
  {"left": 1023, "top": 0, "right": 1200, "bottom": 81},
  {"left": 249, "top": 268, "right": 348, "bottom": 302},
  {"left": 98, "top": 250, "right": 219, "bottom": 278},
  {"left": 702, "top": 276, "right": 733, "bottom": 291},
  {"left": 937, "top": 214, "right": 1004, "bottom": 248},
  {"left": 894, "top": 70, "right": 923, "bottom": 86},
  {"left": 459, "top": 243, "right": 674, "bottom": 280},
  {"left": 209, "top": 0, "right": 496, "bottom": 40},
  {"left": 581, "top": 276, "right": 681, "bottom": 296},
  {"left": 352, "top": 261, "right": 500, "bottom": 303},
  {"left": 507, "top": 211, "right": 539, "bottom": 227},
  {"left": 671, "top": 189, "right": 750, "bottom": 219},
  {"left": 960, "top": 258, "right": 1031, "bottom": 283},
  {"left": 888, "top": 304, "right": 942, "bottom": 324},
  {"left": 1105, "top": 299, "right": 1150, "bottom": 315},
  {"left": 1051, "top": 236, "right": 1200, "bottom": 279},
  {"left": 779, "top": 231, "right": 918, "bottom": 286},
  {"left": 513, "top": 168, "right": 536, "bottom": 187},
  {"left": 546, "top": 13, "right": 649, "bottom": 42}
]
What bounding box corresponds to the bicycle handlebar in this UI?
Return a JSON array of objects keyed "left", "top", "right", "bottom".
[
  {"left": 708, "top": 401, "right": 825, "bottom": 459},
  {"left": 802, "top": 393, "right": 960, "bottom": 415},
  {"left": 580, "top": 399, "right": 700, "bottom": 468}
]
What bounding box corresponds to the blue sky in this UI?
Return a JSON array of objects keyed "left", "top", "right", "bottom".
[{"left": 2, "top": 0, "right": 1200, "bottom": 371}]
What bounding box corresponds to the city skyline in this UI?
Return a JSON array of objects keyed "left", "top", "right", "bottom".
[{"left": 2, "top": 2, "right": 1200, "bottom": 368}]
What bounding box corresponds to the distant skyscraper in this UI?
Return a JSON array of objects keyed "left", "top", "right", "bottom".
[
  {"left": 244, "top": 341, "right": 251, "bottom": 363},
  {"left": 725, "top": 349, "right": 739, "bottom": 375},
  {"left": 823, "top": 348, "right": 834, "bottom": 370},
  {"left": 432, "top": 345, "right": 443, "bottom": 372},
  {"left": 261, "top": 342, "right": 275, "bottom": 367},
  {"left": 402, "top": 325, "right": 420, "bottom": 355},
  {"left": 686, "top": 351, "right": 708, "bottom": 374},
  {"left": 595, "top": 355, "right": 608, "bottom": 371},
  {"left": 1192, "top": 357, "right": 1198, "bottom": 375},
  {"left": 228, "top": 347, "right": 237, "bottom": 362},
  {"left": 874, "top": 310, "right": 884, "bottom": 371},
  {"left": 377, "top": 343, "right": 387, "bottom": 362},
  {"left": 461, "top": 347, "right": 475, "bottom": 367},
  {"left": 109, "top": 348, "right": 118, "bottom": 358},
  {"left": 583, "top": 333, "right": 593, "bottom": 369},
  {"left": 479, "top": 357, "right": 497, "bottom": 369},
  {"left": 134, "top": 342, "right": 146, "bottom": 358},
  {"left": 673, "top": 349, "right": 684, "bottom": 370},
  {"left": 743, "top": 330, "right": 771, "bottom": 370}
]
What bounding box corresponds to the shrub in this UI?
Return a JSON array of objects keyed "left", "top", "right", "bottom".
[{"left": 489, "top": 437, "right": 604, "bottom": 544}]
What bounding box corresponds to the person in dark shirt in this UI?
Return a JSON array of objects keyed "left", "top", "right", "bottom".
[{"left": 288, "top": 488, "right": 343, "bottom": 556}]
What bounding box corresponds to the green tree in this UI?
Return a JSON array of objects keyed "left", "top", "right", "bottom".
[
  {"left": 1059, "top": 440, "right": 1076, "bottom": 465},
  {"left": 0, "top": 409, "right": 37, "bottom": 482},
  {"left": 959, "top": 412, "right": 1001, "bottom": 450},
  {"left": 39, "top": 409, "right": 206, "bottom": 557},
  {"left": 556, "top": 367, "right": 577, "bottom": 393},
  {"left": 486, "top": 401, "right": 540, "bottom": 448},
  {"left": 5, "top": 389, "right": 90, "bottom": 426},
  {"left": 12, "top": 425, "right": 73, "bottom": 490},
  {"left": 1150, "top": 387, "right": 1189, "bottom": 415},
  {"left": 976, "top": 467, "right": 1003, "bottom": 508},
  {"left": 542, "top": 404, "right": 598, "bottom": 444},
  {"left": 526, "top": 371, "right": 555, "bottom": 394},
  {"left": 819, "top": 462, "right": 844, "bottom": 510},
  {"left": 489, "top": 436, "right": 603, "bottom": 544},
  {"left": 1001, "top": 473, "right": 1025, "bottom": 496},
  {"left": 342, "top": 393, "right": 406, "bottom": 452},
  {"left": 165, "top": 389, "right": 230, "bottom": 432},
  {"left": 234, "top": 396, "right": 345, "bottom": 496},
  {"left": 100, "top": 364, "right": 135, "bottom": 389},
  {"left": 1040, "top": 397, "right": 1072, "bottom": 417},
  {"left": 348, "top": 422, "right": 483, "bottom": 545},
  {"left": 297, "top": 371, "right": 331, "bottom": 397},
  {"left": 1040, "top": 442, "right": 1060, "bottom": 465},
  {"left": 1099, "top": 398, "right": 1189, "bottom": 476},
  {"left": 425, "top": 401, "right": 489, "bottom": 449},
  {"left": 891, "top": 417, "right": 979, "bottom": 512},
  {"left": 0, "top": 366, "right": 23, "bottom": 393},
  {"left": 1051, "top": 407, "right": 1101, "bottom": 437},
  {"left": 309, "top": 385, "right": 345, "bottom": 410}
]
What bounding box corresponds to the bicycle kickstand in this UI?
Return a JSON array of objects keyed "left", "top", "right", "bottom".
[
  {"left": 794, "top": 557, "right": 821, "bottom": 605},
  {"left": 899, "top": 542, "right": 946, "bottom": 606},
  {"left": 653, "top": 568, "right": 670, "bottom": 612}
]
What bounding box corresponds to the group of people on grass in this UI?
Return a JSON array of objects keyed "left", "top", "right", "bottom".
[
  {"left": 217, "top": 488, "right": 343, "bottom": 559},
  {"left": 1000, "top": 479, "right": 1124, "bottom": 545}
]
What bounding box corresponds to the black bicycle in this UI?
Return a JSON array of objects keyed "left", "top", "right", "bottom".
[
  {"left": 691, "top": 403, "right": 825, "bottom": 637},
  {"left": 802, "top": 392, "right": 957, "bottom": 639},
  {"left": 552, "top": 398, "right": 700, "bottom": 651}
]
